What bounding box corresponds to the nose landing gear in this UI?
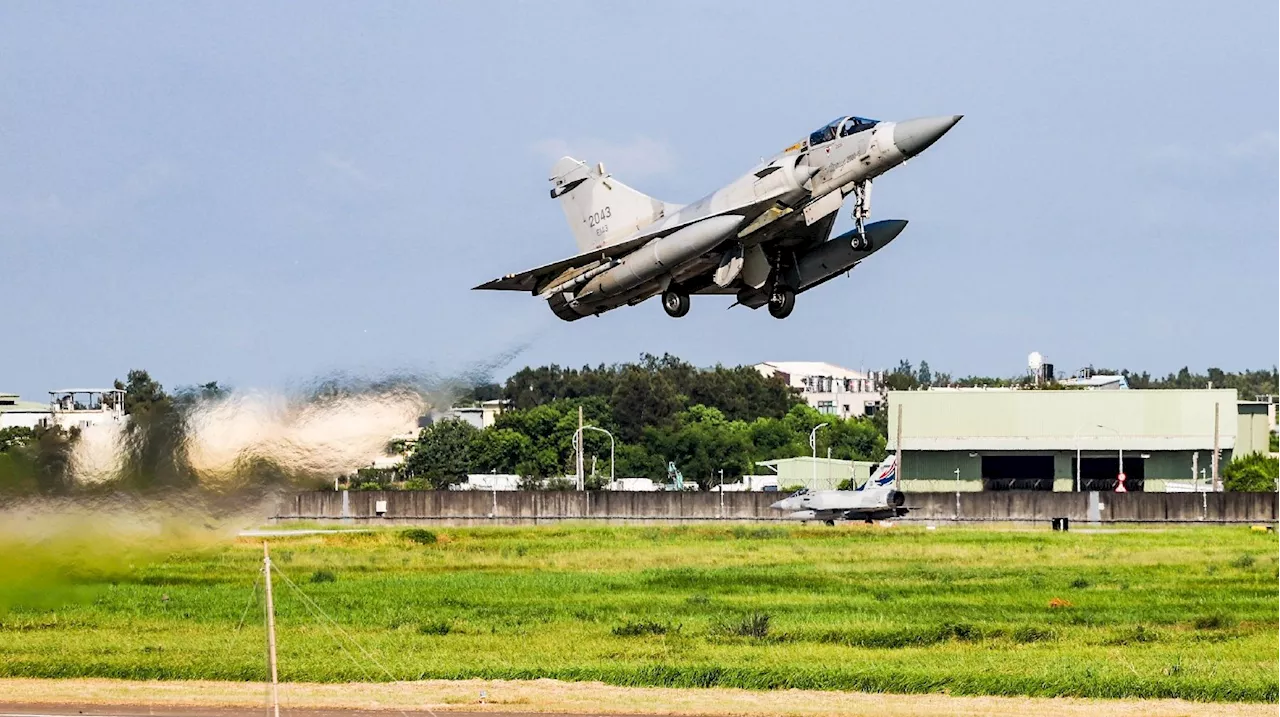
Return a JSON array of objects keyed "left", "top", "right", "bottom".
[{"left": 661, "top": 288, "right": 690, "bottom": 318}]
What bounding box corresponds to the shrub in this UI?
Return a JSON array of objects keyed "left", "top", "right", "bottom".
[
  {"left": 1193, "top": 613, "right": 1233, "bottom": 630},
  {"left": 1011, "top": 625, "right": 1057, "bottom": 644},
  {"left": 1223, "top": 453, "right": 1278, "bottom": 492},
  {"left": 308, "top": 569, "right": 337, "bottom": 584},
  {"left": 1229, "top": 553, "right": 1255, "bottom": 569},
  {"left": 418, "top": 620, "right": 451, "bottom": 636},
  {"left": 401, "top": 528, "right": 438, "bottom": 545},
  {"left": 612, "top": 620, "right": 674, "bottom": 637},
  {"left": 1106, "top": 626, "right": 1158, "bottom": 645},
  {"left": 1069, "top": 577, "right": 1090, "bottom": 589},
  {"left": 730, "top": 526, "right": 785, "bottom": 540},
  {"left": 719, "top": 612, "right": 771, "bottom": 638}
]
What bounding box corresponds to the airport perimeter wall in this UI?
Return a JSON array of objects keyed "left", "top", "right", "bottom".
[{"left": 274, "top": 490, "right": 1278, "bottom": 525}]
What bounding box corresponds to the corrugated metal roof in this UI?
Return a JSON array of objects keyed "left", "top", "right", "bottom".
[
  {"left": 888, "top": 389, "right": 1240, "bottom": 451},
  {"left": 0, "top": 399, "right": 50, "bottom": 413}
]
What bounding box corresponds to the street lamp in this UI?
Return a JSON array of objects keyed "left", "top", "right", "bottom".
[
  {"left": 718, "top": 468, "right": 725, "bottom": 517},
  {"left": 1072, "top": 426, "right": 1086, "bottom": 492},
  {"left": 574, "top": 426, "right": 615, "bottom": 488},
  {"left": 1096, "top": 424, "right": 1122, "bottom": 489},
  {"left": 810, "top": 423, "right": 829, "bottom": 488},
  {"left": 953, "top": 467, "right": 961, "bottom": 519}
]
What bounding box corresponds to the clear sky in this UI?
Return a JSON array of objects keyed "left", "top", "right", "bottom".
[{"left": 2, "top": 1, "right": 1276, "bottom": 399}]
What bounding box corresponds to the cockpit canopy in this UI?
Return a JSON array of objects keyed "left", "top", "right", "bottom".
[{"left": 808, "top": 116, "right": 879, "bottom": 147}]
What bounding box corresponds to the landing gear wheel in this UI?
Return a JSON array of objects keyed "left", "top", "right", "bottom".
[
  {"left": 767, "top": 287, "right": 795, "bottom": 319},
  {"left": 661, "top": 289, "right": 690, "bottom": 318},
  {"left": 824, "top": 520, "right": 836, "bottom": 527}
]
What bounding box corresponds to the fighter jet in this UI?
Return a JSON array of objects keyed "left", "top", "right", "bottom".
[
  {"left": 770, "top": 456, "right": 908, "bottom": 525},
  {"left": 474, "top": 114, "right": 961, "bottom": 320}
]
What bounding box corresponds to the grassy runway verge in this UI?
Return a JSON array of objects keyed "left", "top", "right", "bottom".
[{"left": 0, "top": 524, "right": 1275, "bottom": 702}]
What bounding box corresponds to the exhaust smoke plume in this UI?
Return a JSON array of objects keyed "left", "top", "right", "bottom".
[{"left": 1, "top": 338, "right": 541, "bottom": 613}]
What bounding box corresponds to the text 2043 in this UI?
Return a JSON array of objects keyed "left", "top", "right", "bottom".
[{"left": 586, "top": 206, "right": 612, "bottom": 227}]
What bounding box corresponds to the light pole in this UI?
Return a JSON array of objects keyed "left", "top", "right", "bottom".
[
  {"left": 810, "top": 423, "right": 829, "bottom": 488},
  {"left": 1096, "top": 424, "right": 1121, "bottom": 488},
  {"left": 718, "top": 468, "right": 725, "bottom": 517},
  {"left": 1072, "top": 426, "right": 1086, "bottom": 492},
  {"left": 953, "top": 467, "right": 961, "bottom": 519},
  {"left": 575, "top": 425, "right": 615, "bottom": 487}
]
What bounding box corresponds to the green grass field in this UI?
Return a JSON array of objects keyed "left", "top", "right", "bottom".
[{"left": 1, "top": 524, "right": 1276, "bottom": 702}]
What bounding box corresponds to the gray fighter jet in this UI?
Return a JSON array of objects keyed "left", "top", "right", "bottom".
[
  {"left": 475, "top": 114, "right": 961, "bottom": 320},
  {"left": 771, "top": 456, "right": 908, "bottom": 525}
]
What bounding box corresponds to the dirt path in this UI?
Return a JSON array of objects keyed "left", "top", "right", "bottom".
[{"left": 0, "top": 677, "right": 1272, "bottom": 717}]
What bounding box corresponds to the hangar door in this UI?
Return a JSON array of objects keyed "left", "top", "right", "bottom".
[
  {"left": 982, "top": 455, "right": 1054, "bottom": 491},
  {"left": 1073, "top": 457, "right": 1145, "bottom": 492}
]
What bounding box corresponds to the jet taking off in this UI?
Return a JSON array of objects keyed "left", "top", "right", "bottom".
[{"left": 475, "top": 114, "right": 961, "bottom": 320}]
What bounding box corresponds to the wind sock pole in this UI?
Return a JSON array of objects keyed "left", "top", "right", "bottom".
[{"left": 263, "top": 542, "right": 280, "bottom": 717}]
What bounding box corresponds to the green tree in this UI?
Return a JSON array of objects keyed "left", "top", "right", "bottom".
[
  {"left": 610, "top": 368, "right": 682, "bottom": 443},
  {"left": 114, "top": 369, "right": 168, "bottom": 416},
  {"left": 469, "top": 428, "right": 532, "bottom": 475},
  {"left": 0, "top": 426, "right": 35, "bottom": 453},
  {"left": 405, "top": 419, "right": 479, "bottom": 489},
  {"left": 113, "top": 369, "right": 193, "bottom": 490},
  {"left": 1223, "top": 452, "right": 1279, "bottom": 492}
]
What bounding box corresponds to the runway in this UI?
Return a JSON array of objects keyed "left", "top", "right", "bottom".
[{"left": 0, "top": 708, "right": 606, "bottom": 717}]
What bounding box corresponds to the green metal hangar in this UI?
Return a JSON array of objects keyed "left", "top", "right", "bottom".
[{"left": 886, "top": 389, "right": 1269, "bottom": 492}]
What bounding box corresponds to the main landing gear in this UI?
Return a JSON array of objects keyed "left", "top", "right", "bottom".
[
  {"left": 661, "top": 288, "right": 690, "bottom": 318},
  {"left": 767, "top": 286, "right": 795, "bottom": 319}
]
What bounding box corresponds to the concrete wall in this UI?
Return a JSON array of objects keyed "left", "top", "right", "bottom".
[{"left": 274, "top": 490, "right": 1278, "bottom": 525}]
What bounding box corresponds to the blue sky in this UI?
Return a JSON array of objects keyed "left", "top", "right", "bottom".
[{"left": 2, "top": 2, "right": 1276, "bottom": 399}]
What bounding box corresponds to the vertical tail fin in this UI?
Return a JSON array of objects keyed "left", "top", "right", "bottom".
[
  {"left": 858, "top": 455, "right": 897, "bottom": 490},
  {"left": 549, "top": 157, "right": 675, "bottom": 253}
]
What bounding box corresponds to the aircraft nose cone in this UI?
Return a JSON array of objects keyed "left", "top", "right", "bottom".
[{"left": 893, "top": 115, "right": 962, "bottom": 158}]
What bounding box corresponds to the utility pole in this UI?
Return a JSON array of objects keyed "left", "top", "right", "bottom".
[
  {"left": 1211, "top": 403, "right": 1220, "bottom": 492},
  {"left": 577, "top": 406, "right": 585, "bottom": 491},
  {"left": 1192, "top": 452, "right": 1199, "bottom": 492},
  {"left": 262, "top": 542, "right": 280, "bottom": 717},
  {"left": 895, "top": 404, "right": 903, "bottom": 490}
]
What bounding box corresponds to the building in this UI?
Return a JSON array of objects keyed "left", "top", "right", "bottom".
[
  {"left": 710, "top": 474, "right": 780, "bottom": 492},
  {"left": 0, "top": 388, "right": 127, "bottom": 431},
  {"left": 454, "top": 474, "right": 521, "bottom": 491},
  {"left": 887, "top": 388, "right": 1263, "bottom": 492},
  {"left": 754, "top": 456, "right": 878, "bottom": 491},
  {"left": 48, "top": 388, "right": 127, "bottom": 430},
  {"left": 0, "top": 393, "right": 52, "bottom": 429},
  {"left": 435, "top": 399, "right": 509, "bottom": 430},
  {"left": 754, "top": 361, "right": 884, "bottom": 419}
]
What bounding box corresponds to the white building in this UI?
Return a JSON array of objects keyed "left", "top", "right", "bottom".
[
  {"left": 48, "top": 389, "right": 127, "bottom": 430},
  {"left": 432, "top": 399, "right": 509, "bottom": 430},
  {"left": 754, "top": 361, "right": 884, "bottom": 419},
  {"left": 0, "top": 393, "right": 52, "bottom": 429},
  {"left": 0, "top": 388, "right": 127, "bottom": 431},
  {"left": 454, "top": 474, "right": 521, "bottom": 491}
]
